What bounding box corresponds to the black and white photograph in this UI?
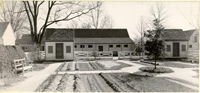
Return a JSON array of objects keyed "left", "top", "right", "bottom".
[{"left": 0, "top": 1, "right": 199, "bottom": 92}]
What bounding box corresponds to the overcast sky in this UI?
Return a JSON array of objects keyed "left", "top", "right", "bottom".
[
  {"left": 102, "top": 2, "right": 199, "bottom": 40},
  {"left": 47, "top": 2, "right": 199, "bottom": 40}
]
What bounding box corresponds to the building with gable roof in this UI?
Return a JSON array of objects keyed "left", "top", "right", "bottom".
[
  {"left": 16, "top": 34, "right": 45, "bottom": 52},
  {"left": 184, "top": 29, "right": 199, "bottom": 50},
  {"left": 162, "top": 29, "right": 190, "bottom": 58},
  {"left": 44, "top": 28, "right": 135, "bottom": 60},
  {"left": 0, "top": 22, "right": 16, "bottom": 45}
]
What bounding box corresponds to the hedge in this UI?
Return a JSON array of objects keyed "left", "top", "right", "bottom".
[{"left": 0, "top": 45, "right": 25, "bottom": 73}]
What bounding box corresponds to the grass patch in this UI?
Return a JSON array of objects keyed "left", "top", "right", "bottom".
[
  {"left": 139, "top": 67, "right": 174, "bottom": 73},
  {"left": 160, "top": 62, "right": 199, "bottom": 68},
  {"left": 112, "top": 73, "right": 198, "bottom": 92},
  {"left": 133, "top": 71, "right": 157, "bottom": 77}
]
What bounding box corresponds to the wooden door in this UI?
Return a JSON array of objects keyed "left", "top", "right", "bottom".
[
  {"left": 98, "top": 46, "right": 103, "bottom": 51},
  {"left": 56, "top": 43, "right": 64, "bottom": 59},
  {"left": 173, "top": 43, "right": 179, "bottom": 57}
]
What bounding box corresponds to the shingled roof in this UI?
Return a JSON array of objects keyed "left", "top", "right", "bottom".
[
  {"left": 0, "top": 22, "right": 9, "bottom": 37},
  {"left": 162, "top": 29, "right": 189, "bottom": 41},
  {"left": 184, "top": 29, "right": 198, "bottom": 37},
  {"left": 16, "top": 34, "right": 33, "bottom": 45},
  {"left": 45, "top": 28, "right": 130, "bottom": 38},
  {"left": 74, "top": 29, "right": 130, "bottom": 38},
  {"left": 75, "top": 38, "right": 134, "bottom": 44},
  {"left": 16, "top": 34, "right": 45, "bottom": 45},
  {"left": 45, "top": 28, "right": 74, "bottom": 42},
  {"left": 45, "top": 28, "right": 133, "bottom": 44}
]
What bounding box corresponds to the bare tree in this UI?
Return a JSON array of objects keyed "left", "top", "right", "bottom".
[
  {"left": 66, "top": 20, "right": 78, "bottom": 29},
  {"left": 175, "top": 3, "right": 199, "bottom": 29},
  {"left": 135, "top": 17, "right": 146, "bottom": 60},
  {"left": 23, "top": 1, "right": 100, "bottom": 46},
  {"left": 82, "top": 2, "right": 114, "bottom": 29},
  {"left": 0, "top": 1, "right": 28, "bottom": 39}
]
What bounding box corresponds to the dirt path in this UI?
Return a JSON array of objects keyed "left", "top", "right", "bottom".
[
  {"left": 157, "top": 67, "right": 199, "bottom": 85},
  {"left": 8, "top": 63, "right": 63, "bottom": 92}
]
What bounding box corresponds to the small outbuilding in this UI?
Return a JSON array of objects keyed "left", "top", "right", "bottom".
[
  {"left": 44, "top": 29, "right": 74, "bottom": 61},
  {"left": 163, "top": 29, "right": 190, "bottom": 58},
  {"left": 0, "top": 22, "right": 16, "bottom": 45}
]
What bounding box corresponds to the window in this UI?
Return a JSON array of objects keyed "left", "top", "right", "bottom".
[
  {"left": 48, "top": 46, "right": 53, "bottom": 53},
  {"left": 66, "top": 46, "right": 71, "bottom": 53},
  {"left": 116, "top": 45, "right": 121, "bottom": 48},
  {"left": 182, "top": 45, "right": 186, "bottom": 51},
  {"left": 109, "top": 45, "right": 113, "bottom": 48},
  {"left": 124, "top": 45, "right": 128, "bottom": 48},
  {"left": 194, "top": 36, "right": 198, "bottom": 42},
  {"left": 189, "top": 45, "right": 192, "bottom": 48},
  {"left": 74, "top": 45, "right": 77, "bottom": 48},
  {"left": 88, "top": 45, "right": 93, "bottom": 48},
  {"left": 166, "top": 45, "right": 171, "bottom": 52},
  {"left": 80, "top": 45, "right": 85, "bottom": 48}
]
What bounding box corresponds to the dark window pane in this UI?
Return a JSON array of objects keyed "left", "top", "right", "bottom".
[
  {"left": 124, "top": 45, "right": 128, "bottom": 47},
  {"left": 116, "top": 45, "right": 121, "bottom": 47},
  {"left": 109, "top": 45, "right": 113, "bottom": 48},
  {"left": 166, "top": 45, "right": 171, "bottom": 52},
  {"left": 189, "top": 45, "right": 192, "bottom": 48},
  {"left": 74, "top": 45, "right": 77, "bottom": 48},
  {"left": 194, "top": 36, "right": 198, "bottom": 42},
  {"left": 88, "top": 45, "right": 93, "bottom": 48},
  {"left": 48, "top": 46, "right": 53, "bottom": 53},
  {"left": 80, "top": 45, "right": 85, "bottom": 48},
  {"left": 66, "top": 46, "right": 71, "bottom": 53},
  {"left": 182, "top": 45, "right": 186, "bottom": 51}
]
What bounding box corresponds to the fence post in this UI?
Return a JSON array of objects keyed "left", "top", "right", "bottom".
[
  {"left": 87, "top": 52, "right": 89, "bottom": 60},
  {"left": 130, "top": 51, "right": 132, "bottom": 59},
  {"left": 98, "top": 52, "right": 100, "bottom": 59},
  {"left": 111, "top": 51, "right": 113, "bottom": 60}
]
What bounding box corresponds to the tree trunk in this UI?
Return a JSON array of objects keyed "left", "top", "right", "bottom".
[
  {"left": 154, "top": 55, "right": 157, "bottom": 69},
  {"left": 33, "top": 43, "right": 41, "bottom": 62}
]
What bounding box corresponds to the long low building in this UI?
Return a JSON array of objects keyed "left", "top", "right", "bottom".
[
  {"left": 16, "top": 28, "right": 135, "bottom": 61},
  {"left": 44, "top": 28, "right": 135, "bottom": 60}
]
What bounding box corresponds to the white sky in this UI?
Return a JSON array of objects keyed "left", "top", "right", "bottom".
[
  {"left": 103, "top": 2, "right": 199, "bottom": 40},
  {"left": 48, "top": 2, "right": 199, "bottom": 40}
]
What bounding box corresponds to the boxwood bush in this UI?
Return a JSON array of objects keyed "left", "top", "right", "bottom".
[{"left": 139, "top": 67, "right": 174, "bottom": 73}]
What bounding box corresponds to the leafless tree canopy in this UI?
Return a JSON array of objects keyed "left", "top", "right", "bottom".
[
  {"left": 135, "top": 17, "right": 146, "bottom": 56},
  {"left": 23, "top": 1, "right": 100, "bottom": 44},
  {"left": 146, "top": 2, "right": 168, "bottom": 31},
  {"left": 81, "top": 2, "right": 114, "bottom": 29},
  {"left": 0, "top": 1, "right": 28, "bottom": 37}
]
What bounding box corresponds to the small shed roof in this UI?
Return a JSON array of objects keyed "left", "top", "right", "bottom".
[
  {"left": 162, "top": 29, "right": 189, "bottom": 41},
  {"left": 16, "top": 34, "right": 45, "bottom": 45},
  {"left": 45, "top": 28, "right": 74, "bottom": 42},
  {"left": 184, "top": 29, "right": 198, "bottom": 37}
]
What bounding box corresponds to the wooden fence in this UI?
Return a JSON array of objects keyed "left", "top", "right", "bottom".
[
  {"left": 74, "top": 51, "right": 113, "bottom": 60},
  {"left": 188, "top": 50, "right": 199, "bottom": 62}
]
